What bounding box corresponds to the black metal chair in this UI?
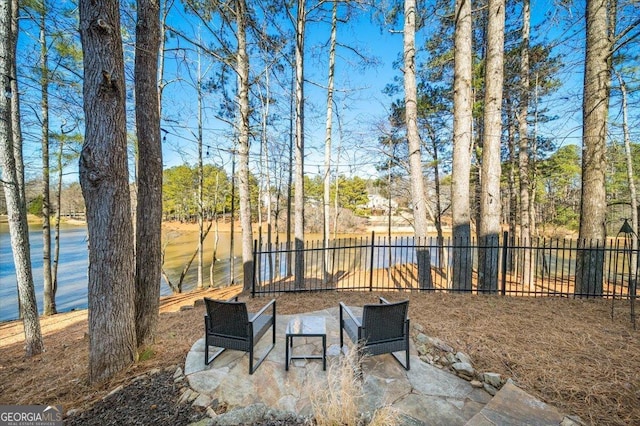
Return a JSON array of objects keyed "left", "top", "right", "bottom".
[
  {"left": 339, "top": 297, "right": 410, "bottom": 370},
  {"left": 204, "top": 297, "right": 276, "bottom": 374}
]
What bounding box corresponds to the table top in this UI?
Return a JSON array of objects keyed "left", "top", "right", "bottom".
[{"left": 286, "top": 315, "right": 326, "bottom": 336}]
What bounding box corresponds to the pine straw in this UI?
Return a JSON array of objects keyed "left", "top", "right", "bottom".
[{"left": 1, "top": 291, "right": 639, "bottom": 425}]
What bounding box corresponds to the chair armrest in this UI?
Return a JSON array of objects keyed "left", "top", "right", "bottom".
[
  {"left": 204, "top": 314, "right": 212, "bottom": 330},
  {"left": 339, "top": 302, "right": 362, "bottom": 327},
  {"left": 250, "top": 299, "right": 276, "bottom": 322}
]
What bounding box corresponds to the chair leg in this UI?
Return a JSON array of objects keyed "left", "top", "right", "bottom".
[
  {"left": 205, "top": 345, "right": 226, "bottom": 365},
  {"left": 249, "top": 325, "right": 276, "bottom": 375},
  {"left": 390, "top": 351, "right": 410, "bottom": 370},
  {"left": 339, "top": 308, "right": 344, "bottom": 349},
  {"left": 406, "top": 349, "right": 410, "bottom": 370},
  {"left": 249, "top": 345, "right": 254, "bottom": 374}
]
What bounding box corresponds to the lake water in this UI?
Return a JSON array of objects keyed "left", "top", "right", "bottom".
[
  {"left": 0, "top": 223, "right": 415, "bottom": 322},
  {"left": 0, "top": 223, "right": 245, "bottom": 322}
]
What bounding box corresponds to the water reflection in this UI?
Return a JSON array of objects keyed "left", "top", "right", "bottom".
[
  {"left": 0, "top": 224, "right": 246, "bottom": 322},
  {"left": 0, "top": 222, "right": 368, "bottom": 322}
]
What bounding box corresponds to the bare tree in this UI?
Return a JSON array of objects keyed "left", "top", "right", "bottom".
[
  {"left": 576, "top": 0, "right": 614, "bottom": 296},
  {"left": 10, "top": 0, "right": 24, "bottom": 208},
  {"left": 404, "top": 0, "right": 432, "bottom": 289},
  {"left": 236, "top": 0, "right": 254, "bottom": 291},
  {"left": 1, "top": 0, "right": 44, "bottom": 357},
  {"left": 79, "top": 0, "right": 137, "bottom": 382},
  {"left": 323, "top": 0, "right": 337, "bottom": 283},
  {"left": 616, "top": 71, "right": 637, "bottom": 286},
  {"left": 37, "top": 0, "right": 55, "bottom": 315},
  {"left": 11, "top": 0, "right": 26, "bottom": 319},
  {"left": 452, "top": 0, "right": 473, "bottom": 291},
  {"left": 294, "top": 0, "right": 306, "bottom": 289},
  {"left": 518, "top": 0, "right": 534, "bottom": 289},
  {"left": 478, "top": 0, "right": 505, "bottom": 293},
  {"left": 135, "top": 0, "right": 162, "bottom": 347}
]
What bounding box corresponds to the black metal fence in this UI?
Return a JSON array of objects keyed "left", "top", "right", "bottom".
[{"left": 251, "top": 231, "right": 639, "bottom": 300}]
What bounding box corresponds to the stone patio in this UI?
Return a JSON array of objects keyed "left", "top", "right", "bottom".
[{"left": 184, "top": 307, "right": 576, "bottom": 425}]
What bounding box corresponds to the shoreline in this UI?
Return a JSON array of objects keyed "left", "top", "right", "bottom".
[
  {"left": 0, "top": 284, "right": 243, "bottom": 347},
  {"left": 1, "top": 214, "right": 419, "bottom": 234}
]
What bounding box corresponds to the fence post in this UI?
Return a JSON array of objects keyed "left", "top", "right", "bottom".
[
  {"left": 501, "top": 231, "right": 508, "bottom": 296},
  {"left": 252, "top": 239, "right": 258, "bottom": 297},
  {"left": 369, "top": 231, "right": 375, "bottom": 291}
]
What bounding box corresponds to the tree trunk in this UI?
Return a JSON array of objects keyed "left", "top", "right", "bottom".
[
  {"left": 236, "top": 0, "right": 254, "bottom": 291},
  {"left": 576, "top": 0, "right": 613, "bottom": 297},
  {"left": 209, "top": 173, "right": 221, "bottom": 287},
  {"left": 10, "top": 0, "right": 24, "bottom": 208},
  {"left": 294, "top": 0, "right": 306, "bottom": 289},
  {"left": 323, "top": 0, "right": 337, "bottom": 284},
  {"left": 478, "top": 0, "right": 505, "bottom": 294},
  {"left": 134, "top": 0, "right": 162, "bottom": 348},
  {"left": 197, "top": 51, "right": 204, "bottom": 290},
  {"left": 452, "top": 0, "right": 473, "bottom": 291},
  {"left": 1, "top": 0, "right": 44, "bottom": 357},
  {"left": 79, "top": 0, "right": 137, "bottom": 382},
  {"left": 530, "top": 71, "right": 540, "bottom": 237},
  {"left": 430, "top": 128, "right": 446, "bottom": 273},
  {"left": 518, "top": 0, "right": 533, "bottom": 289},
  {"left": 616, "top": 72, "right": 638, "bottom": 289},
  {"left": 262, "top": 68, "right": 273, "bottom": 282},
  {"left": 230, "top": 154, "right": 236, "bottom": 284},
  {"left": 39, "top": 1, "right": 56, "bottom": 316},
  {"left": 286, "top": 74, "right": 293, "bottom": 278},
  {"left": 53, "top": 137, "right": 64, "bottom": 307},
  {"left": 404, "top": 0, "right": 432, "bottom": 289},
  {"left": 11, "top": 0, "right": 25, "bottom": 320},
  {"left": 507, "top": 99, "right": 517, "bottom": 273}
]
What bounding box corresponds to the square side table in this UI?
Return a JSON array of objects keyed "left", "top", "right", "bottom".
[{"left": 285, "top": 316, "right": 326, "bottom": 371}]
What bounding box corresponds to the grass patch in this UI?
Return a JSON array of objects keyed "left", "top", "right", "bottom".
[
  {"left": 311, "top": 344, "right": 399, "bottom": 426},
  {"left": 138, "top": 347, "right": 155, "bottom": 362}
]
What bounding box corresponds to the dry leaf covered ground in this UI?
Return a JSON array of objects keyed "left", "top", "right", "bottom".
[{"left": 1, "top": 289, "right": 638, "bottom": 425}]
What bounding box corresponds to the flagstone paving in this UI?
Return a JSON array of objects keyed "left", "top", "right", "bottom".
[{"left": 184, "top": 307, "right": 576, "bottom": 425}]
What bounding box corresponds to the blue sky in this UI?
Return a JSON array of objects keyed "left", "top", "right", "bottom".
[
  {"left": 12, "top": 0, "right": 639, "bottom": 186},
  {"left": 157, "top": 0, "right": 593, "bottom": 182}
]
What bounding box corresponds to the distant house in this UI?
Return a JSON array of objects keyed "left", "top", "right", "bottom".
[{"left": 365, "top": 194, "right": 398, "bottom": 214}]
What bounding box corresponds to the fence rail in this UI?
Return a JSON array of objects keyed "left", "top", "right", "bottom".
[{"left": 251, "top": 231, "right": 639, "bottom": 301}]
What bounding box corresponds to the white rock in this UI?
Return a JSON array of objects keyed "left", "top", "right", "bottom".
[
  {"left": 451, "top": 362, "right": 475, "bottom": 378},
  {"left": 188, "top": 390, "right": 200, "bottom": 403},
  {"left": 483, "top": 383, "right": 498, "bottom": 396},
  {"left": 193, "top": 393, "right": 213, "bottom": 408},
  {"left": 456, "top": 351, "right": 472, "bottom": 365},
  {"left": 483, "top": 372, "right": 502, "bottom": 388},
  {"left": 432, "top": 337, "right": 454, "bottom": 353},
  {"left": 206, "top": 407, "right": 218, "bottom": 418},
  {"left": 178, "top": 389, "right": 194, "bottom": 405},
  {"left": 445, "top": 353, "right": 457, "bottom": 365},
  {"left": 174, "top": 367, "right": 184, "bottom": 379},
  {"left": 561, "top": 415, "right": 586, "bottom": 426},
  {"left": 415, "top": 333, "right": 430, "bottom": 345}
]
